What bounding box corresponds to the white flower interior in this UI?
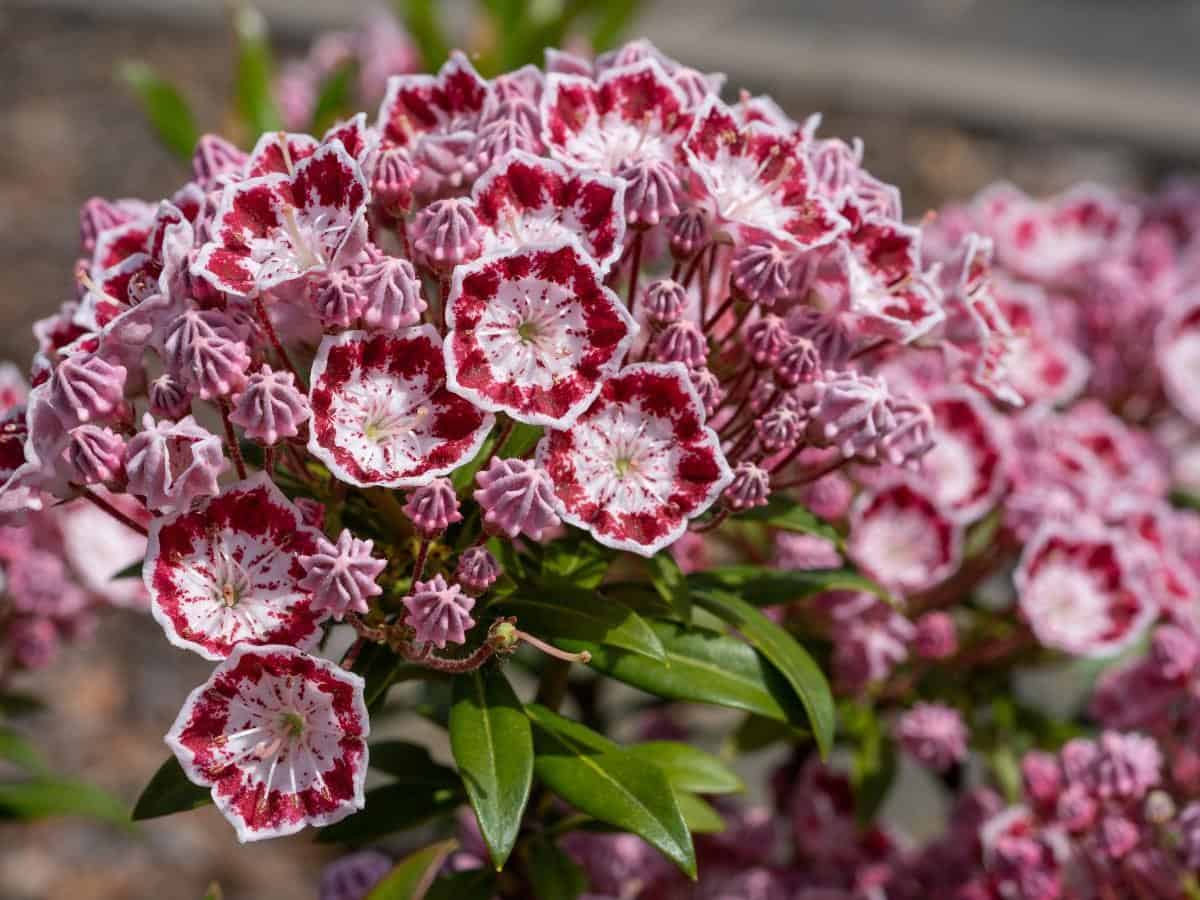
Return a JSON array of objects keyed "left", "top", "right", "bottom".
[{"left": 475, "top": 277, "right": 587, "bottom": 390}]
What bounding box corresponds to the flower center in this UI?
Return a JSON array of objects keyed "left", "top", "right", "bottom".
[
  {"left": 279, "top": 709, "right": 306, "bottom": 739},
  {"left": 517, "top": 319, "right": 542, "bottom": 343}
]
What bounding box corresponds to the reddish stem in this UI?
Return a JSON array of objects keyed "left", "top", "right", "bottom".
[
  {"left": 74, "top": 485, "right": 148, "bottom": 536},
  {"left": 254, "top": 296, "right": 304, "bottom": 386},
  {"left": 218, "top": 398, "right": 248, "bottom": 480},
  {"left": 626, "top": 230, "right": 645, "bottom": 311}
]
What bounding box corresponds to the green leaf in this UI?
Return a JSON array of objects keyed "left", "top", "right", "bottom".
[
  {"left": 368, "top": 741, "right": 459, "bottom": 790},
  {"left": 673, "top": 792, "right": 724, "bottom": 834},
  {"left": 397, "top": 0, "right": 451, "bottom": 71},
  {"left": 539, "top": 534, "right": 615, "bottom": 590},
  {"left": 425, "top": 870, "right": 498, "bottom": 900},
  {"left": 627, "top": 742, "right": 742, "bottom": 795},
  {"left": 367, "top": 839, "right": 457, "bottom": 900},
  {"left": 526, "top": 837, "right": 587, "bottom": 900},
  {"left": 318, "top": 782, "right": 462, "bottom": 844},
  {"left": 310, "top": 62, "right": 356, "bottom": 134},
  {"left": 564, "top": 622, "right": 810, "bottom": 727},
  {"left": 0, "top": 778, "right": 129, "bottom": 827},
  {"left": 526, "top": 704, "right": 695, "bottom": 878},
  {"left": 113, "top": 559, "right": 144, "bottom": 581},
  {"left": 131, "top": 757, "right": 211, "bottom": 820},
  {"left": 0, "top": 727, "right": 45, "bottom": 774},
  {"left": 501, "top": 422, "right": 543, "bottom": 460},
  {"left": 842, "top": 702, "right": 896, "bottom": 824},
  {"left": 496, "top": 592, "right": 665, "bottom": 662},
  {"left": 728, "top": 714, "right": 806, "bottom": 755},
  {"left": 691, "top": 589, "right": 836, "bottom": 757},
  {"left": 646, "top": 552, "right": 691, "bottom": 621},
  {"left": 688, "top": 565, "right": 884, "bottom": 607},
  {"left": 734, "top": 493, "right": 841, "bottom": 542},
  {"left": 449, "top": 668, "right": 533, "bottom": 870},
  {"left": 234, "top": 5, "right": 282, "bottom": 134},
  {"left": 118, "top": 62, "right": 199, "bottom": 160},
  {"left": 591, "top": 0, "right": 642, "bottom": 51}
]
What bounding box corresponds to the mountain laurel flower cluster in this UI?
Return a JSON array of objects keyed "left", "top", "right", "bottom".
[{"left": 8, "top": 31, "right": 1200, "bottom": 900}]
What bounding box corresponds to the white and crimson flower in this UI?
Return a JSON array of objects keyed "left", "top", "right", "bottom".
[
  {"left": 377, "top": 50, "right": 490, "bottom": 151},
  {"left": 144, "top": 475, "right": 328, "bottom": 661},
  {"left": 994, "top": 279, "right": 1090, "bottom": 407},
  {"left": 541, "top": 59, "right": 689, "bottom": 176},
  {"left": 444, "top": 242, "right": 638, "bottom": 427},
  {"left": 847, "top": 481, "right": 962, "bottom": 596},
  {"left": 194, "top": 141, "right": 368, "bottom": 297},
  {"left": 472, "top": 150, "right": 626, "bottom": 274},
  {"left": 1015, "top": 524, "right": 1155, "bottom": 657},
  {"left": 536, "top": 362, "right": 731, "bottom": 556},
  {"left": 918, "top": 388, "right": 1008, "bottom": 524},
  {"left": 308, "top": 327, "right": 494, "bottom": 488},
  {"left": 166, "top": 644, "right": 368, "bottom": 843},
  {"left": 1158, "top": 294, "right": 1200, "bottom": 425},
  {"left": 683, "top": 97, "right": 847, "bottom": 250}
]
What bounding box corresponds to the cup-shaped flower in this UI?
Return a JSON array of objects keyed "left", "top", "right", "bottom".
[
  {"left": 445, "top": 242, "right": 637, "bottom": 427},
  {"left": 165, "top": 644, "right": 368, "bottom": 842},
  {"left": 847, "top": 481, "right": 962, "bottom": 596}
]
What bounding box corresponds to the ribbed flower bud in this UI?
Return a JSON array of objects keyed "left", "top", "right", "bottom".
[
  {"left": 745, "top": 315, "right": 791, "bottom": 365},
  {"left": 312, "top": 269, "right": 366, "bottom": 329},
  {"left": 148, "top": 373, "right": 190, "bottom": 419},
  {"left": 756, "top": 407, "right": 805, "bottom": 452},
  {"left": 618, "top": 159, "right": 682, "bottom": 228},
  {"left": 229, "top": 366, "right": 311, "bottom": 445},
  {"left": 371, "top": 147, "right": 419, "bottom": 215},
  {"left": 66, "top": 424, "right": 125, "bottom": 484},
  {"left": 669, "top": 208, "right": 708, "bottom": 260},
  {"left": 731, "top": 241, "right": 790, "bottom": 307},
  {"left": 412, "top": 198, "right": 483, "bottom": 267},
  {"left": 402, "top": 574, "right": 476, "bottom": 648},
  {"left": 402, "top": 478, "right": 462, "bottom": 536},
  {"left": 455, "top": 546, "right": 500, "bottom": 594},
  {"left": 653, "top": 321, "right": 708, "bottom": 369},
  {"left": 474, "top": 457, "right": 560, "bottom": 541},
  {"left": 49, "top": 353, "right": 127, "bottom": 426},
  {"left": 775, "top": 337, "right": 822, "bottom": 387},
  {"left": 163, "top": 309, "right": 250, "bottom": 400},
  {"left": 356, "top": 253, "right": 425, "bottom": 331},
  {"left": 298, "top": 529, "right": 387, "bottom": 620},
  {"left": 642, "top": 279, "right": 688, "bottom": 324},
  {"left": 724, "top": 462, "right": 771, "bottom": 511},
  {"left": 124, "top": 413, "right": 227, "bottom": 513}
]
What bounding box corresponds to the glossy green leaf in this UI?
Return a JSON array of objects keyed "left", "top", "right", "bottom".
[
  {"left": 368, "top": 741, "right": 459, "bottom": 790},
  {"left": 539, "top": 535, "right": 615, "bottom": 590},
  {"left": 0, "top": 778, "right": 130, "bottom": 827},
  {"left": 734, "top": 493, "right": 841, "bottom": 542},
  {"left": 526, "top": 837, "right": 587, "bottom": 900},
  {"left": 496, "top": 592, "right": 665, "bottom": 662},
  {"left": 688, "top": 565, "right": 884, "bottom": 607},
  {"left": 368, "top": 839, "right": 457, "bottom": 900},
  {"left": 118, "top": 62, "right": 199, "bottom": 160},
  {"left": 234, "top": 5, "right": 282, "bottom": 133},
  {"left": 318, "top": 782, "right": 462, "bottom": 844},
  {"left": 646, "top": 552, "right": 691, "bottom": 621},
  {"left": 627, "top": 742, "right": 742, "bottom": 795},
  {"left": 450, "top": 668, "right": 533, "bottom": 870},
  {"left": 425, "top": 870, "right": 498, "bottom": 900},
  {"left": 526, "top": 704, "right": 695, "bottom": 878},
  {"left": 310, "top": 62, "right": 356, "bottom": 134},
  {"left": 728, "top": 714, "right": 807, "bottom": 755},
  {"left": 562, "top": 622, "right": 809, "bottom": 727},
  {"left": 674, "top": 792, "right": 724, "bottom": 834},
  {"left": 0, "top": 727, "right": 45, "bottom": 774},
  {"left": 692, "top": 588, "right": 835, "bottom": 757},
  {"left": 131, "top": 757, "right": 211, "bottom": 820},
  {"left": 500, "top": 422, "right": 543, "bottom": 460}
]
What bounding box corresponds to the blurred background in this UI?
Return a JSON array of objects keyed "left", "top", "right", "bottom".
[{"left": 1, "top": 1, "right": 1198, "bottom": 897}]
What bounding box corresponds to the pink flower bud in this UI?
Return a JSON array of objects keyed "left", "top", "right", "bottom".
[
  {"left": 618, "top": 159, "right": 681, "bottom": 228},
  {"left": 642, "top": 279, "right": 687, "bottom": 324},
  {"left": 49, "top": 353, "right": 127, "bottom": 426},
  {"left": 356, "top": 253, "right": 425, "bottom": 331},
  {"left": 124, "top": 413, "right": 228, "bottom": 513},
  {"left": 912, "top": 611, "right": 958, "bottom": 660},
  {"left": 312, "top": 269, "right": 366, "bottom": 329},
  {"left": 1021, "top": 751, "right": 1063, "bottom": 811},
  {"left": 731, "top": 240, "right": 790, "bottom": 306},
  {"left": 689, "top": 366, "right": 724, "bottom": 417},
  {"left": 148, "top": 373, "right": 190, "bottom": 419},
  {"left": 319, "top": 850, "right": 392, "bottom": 900},
  {"left": 412, "top": 197, "right": 483, "bottom": 267},
  {"left": 229, "top": 366, "right": 311, "bottom": 445},
  {"left": 745, "top": 315, "right": 790, "bottom": 365},
  {"left": 472, "top": 117, "right": 539, "bottom": 172},
  {"left": 67, "top": 424, "right": 125, "bottom": 484},
  {"left": 402, "top": 574, "right": 476, "bottom": 648},
  {"left": 895, "top": 703, "right": 968, "bottom": 772},
  {"left": 809, "top": 371, "right": 895, "bottom": 460},
  {"left": 879, "top": 398, "right": 934, "bottom": 468},
  {"left": 455, "top": 545, "right": 500, "bottom": 593},
  {"left": 724, "top": 462, "right": 771, "bottom": 511},
  {"left": 775, "top": 337, "right": 821, "bottom": 386},
  {"left": 163, "top": 309, "right": 250, "bottom": 400},
  {"left": 298, "top": 528, "right": 386, "bottom": 620},
  {"left": 756, "top": 407, "right": 805, "bottom": 452},
  {"left": 1149, "top": 624, "right": 1200, "bottom": 682},
  {"left": 669, "top": 208, "right": 708, "bottom": 260},
  {"left": 653, "top": 321, "right": 708, "bottom": 369},
  {"left": 371, "top": 147, "right": 419, "bottom": 214},
  {"left": 403, "top": 477, "right": 462, "bottom": 536},
  {"left": 9, "top": 617, "right": 59, "bottom": 670},
  {"left": 192, "top": 134, "right": 247, "bottom": 189},
  {"left": 474, "top": 457, "right": 560, "bottom": 541}
]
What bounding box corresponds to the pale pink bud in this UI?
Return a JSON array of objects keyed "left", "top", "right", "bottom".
[
  {"left": 912, "top": 611, "right": 958, "bottom": 660},
  {"left": 163, "top": 309, "right": 250, "bottom": 400},
  {"left": 809, "top": 371, "right": 895, "bottom": 460},
  {"left": 724, "top": 462, "right": 771, "bottom": 511},
  {"left": 774, "top": 337, "right": 821, "bottom": 386},
  {"left": 642, "top": 279, "right": 687, "bottom": 324},
  {"left": 455, "top": 546, "right": 500, "bottom": 593},
  {"left": 669, "top": 208, "right": 708, "bottom": 260},
  {"left": 49, "top": 353, "right": 127, "bottom": 426},
  {"left": 356, "top": 253, "right": 425, "bottom": 331},
  {"left": 371, "top": 147, "right": 419, "bottom": 214},
  {"left": 67, "top": 424, "right": 125, "bottom": 484},
  {"left": 124, "top": 413, "right": 227, "bottom": 513},
  {"left": 756, "top": 407, "right": 805, "bottom": 452},
  {"left": 312, "top": 269, "right": 366, "bottom": 329},
  {"left": 403, "top": 477, "right": 462, "bottom": 536},
  {"left": 731, "top": 241, "right": 790, "bottom": 307},
  {"left": 745, "top": 315, "right": 790, "bottom": 365},
  {"left": 472, "top": 117, "right": 539, "bottom": 172},
  {"left": 653, "top": 321, "right": 708, "bottom": 369},
  {"left": 192, "top": 134, "right": 247, "bottom": 189},
  {"left": 474, "top": 457, "right": 560, "bottom": 541},
  {"left": 402, "top": 574, "right": 476, "bottom": 648},
  {"left": 618, "top": 159, "right": 681, "bottom": 228},
  {"left": 895, "top": 703, "right": 968, "bottom": 772},
  {"left": 148, "top": 373, "right": 191, "bottom": 419},
  {"left": 689, "top": 367, "right": 724, "bottom": 417},
  {"left": 412, "top": 197, "right": 483, "bottom": 267},
  {"left": 298, "top": 529, "right": 386, "bottom": 620},
  {"left": 229, "top": 366, "right": 311, "bottom": 445}
]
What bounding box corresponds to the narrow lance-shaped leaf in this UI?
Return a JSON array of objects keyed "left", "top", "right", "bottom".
[
  {"left": 449, "top": 667, "right": 533, "bottom": 870},
  {"left": 627, "top": 741, "right": 743, "bottom": 795},
  {"left": 692, "top": 588, "right": 836, "bottom": 757},
  {"left": 526, "top": 704, "right": 696, "bottom": 878},
  {"left": 233, "top": 5, "right": 282, "bottom": 134},
  {"left": 526, "top": 837, "right": 587, "bottom": 900},
  {"left": 646, "top": 552, "right": 691, "bottom": 621},
  {"left": 734, "top": 493, "right": 842, "bottom": 543},
  {"left": 688, "top": 565, "right": 885, "bottom": 607},
  {"left": 118, "top": 62, "right": 200, "bottom": 161},
  {"left": 0, "top": 778, "right": 131, "bottom": 828},
  {"left": 131, "top": 756, "right": 211, "bottom": 820},
  {"left": 673, "top": 792, "right": 724, "bottom": 834},
  {"left": 494, "top": 591, "right": 665, "bottom": 662},
  {"left": 368, "top": 839, "right": 458, "bottom": 900},
  {"left": 0, "top": 727, "right": 46, "bottom": 774}
]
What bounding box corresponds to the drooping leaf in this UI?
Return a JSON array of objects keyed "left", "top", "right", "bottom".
[
  {"left": 627, "top": 742, "right": 742, "bottom": 795},
  {"left": 118, "top": 62, "right": 200, "bottom": 160},
  {"left": 692, "top": 588, "right": 835, "bottom": 757},
  {"left": 425, "top": 870, "right": 498, "bottom": 900},
  {"left": 367, "top": 839, "right": 458, "bottom": 900},
  {"left": 0, "top": 727, "right": 46, "bottom": 774},
  {"left": 310, "top": 62, "right": 357, "bottom": 134},
  {"left": 728, "top": 713, "right": 807, "bottom": 755},
  {"left": 673, "top": 792, "right": 724, "bottom": 834},
  {"left": 688, "top": 565, "right": 884, "bottom": 607},
  {"left": 526, "top": 704, "right": 695, "bottom": 878},
  {"left": 646, "top": 552, "right": 691, "bottom": 621},
  {"left": 449, "top": 668, "right": 533, "bottom": 870},
  {"left": 368, "top": 741, "right": 459, "bottom": 790},
  {"left": 734, "top": 493, "right": 841, "bottom": 542},
  {"left": 562, "top": 623, "right": 809, "bottom": 727},
  {"left": 526, "top": 837, "right": 587, "bottom": 900},
  {"left": 233, "top": 5, "right": 282, "bottom": 134},
  {"left": 0, "top": 778, "right": 130, "bottom": 827},
  {"left": 495, "top": 592, "right": 665, "bottom": 662},
  {"left": 131, "top": 757, "right": 211, "bottom": 820},
  {"left": 317, "top": 782, "right": 462, "bottom": 844}
]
